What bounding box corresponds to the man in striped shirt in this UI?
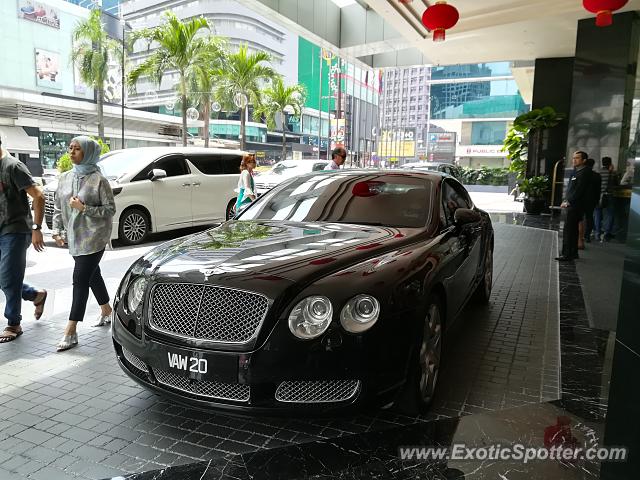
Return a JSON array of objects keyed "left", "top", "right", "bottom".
[{"left": 594, "top": 157, "right": 617, "bottom": 241}]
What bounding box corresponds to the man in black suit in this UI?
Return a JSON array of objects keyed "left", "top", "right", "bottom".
[
  {"left": 556, "top": 151, "right": 590, "bottom": 261},
  {"left": 581, "top": 158, "right": 601, "bottom": 245}
]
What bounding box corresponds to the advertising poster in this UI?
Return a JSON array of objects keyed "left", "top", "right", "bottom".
[
  {"left": 378, "top": 128, "right": 416, "bottom": 158},
  {"left": 35, "top": 49, "right": 62, "bottom": 89},
  {"left": 18, "top": 1, "right": 60, "bottom": 29}
]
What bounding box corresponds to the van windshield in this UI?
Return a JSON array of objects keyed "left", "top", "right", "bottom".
[{"left": 98, "top": 151, "right": 158, "bottom": 180}]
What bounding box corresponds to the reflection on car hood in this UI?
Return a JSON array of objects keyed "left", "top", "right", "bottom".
[
  {"left": 253, "top": 174, "right": 286, "bottom": 187},
  {"left": 143, "top": 220, "right": 415, "bottom": 283}
]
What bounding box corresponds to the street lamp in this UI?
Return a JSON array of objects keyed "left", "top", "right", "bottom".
[{"left": 119, "top": 10, "right": 126, "bottom": 149}]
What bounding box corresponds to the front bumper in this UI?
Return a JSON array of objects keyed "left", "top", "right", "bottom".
[{"left": 112, "top": 311, "right": 383, "bottom": 414}]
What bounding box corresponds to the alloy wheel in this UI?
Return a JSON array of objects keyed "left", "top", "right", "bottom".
[
  {"left": 484, "top": 249, "right": 493, "bottom": 299},
  {"left": 123, "top": 212, "right": 147, "bottom": 243},
  {"left": 418, "top": 302, "right": 442, "bottom": 405}
]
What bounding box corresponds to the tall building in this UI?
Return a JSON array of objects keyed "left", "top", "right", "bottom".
[
  {"left": 63, "top": 0, "right": 121, "bottom": 15},
  {"left": 378, "top": 62, "right": 529, "bottom": 167},
  {"left": 122, "top": 0, "right": 298, "bottom": 151},
  {"left": 0, "top": 0, "right": 181, "bottom": 175}
]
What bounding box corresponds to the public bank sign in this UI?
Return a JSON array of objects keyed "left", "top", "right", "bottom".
[{"left": 18, "top": 1, "right": 60, "bottom": 30}]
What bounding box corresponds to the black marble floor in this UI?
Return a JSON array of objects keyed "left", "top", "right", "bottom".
[{"left": 103, "top": 216, "right": 618, "bottom": 480}]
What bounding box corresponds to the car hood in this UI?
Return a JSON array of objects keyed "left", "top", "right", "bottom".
[
  {"left": 142, "top": 220, "right": 419, "bottom": 286},
  {"left": 253, "top": 174, "right": 285, "bottom": 187}
]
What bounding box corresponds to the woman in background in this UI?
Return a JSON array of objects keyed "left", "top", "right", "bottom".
[
  {"left": 235, "top": 153, "right": 256, "bottom": 214},
  {"left": 52, "top": 136, "right": 115, "bottom": 351}
]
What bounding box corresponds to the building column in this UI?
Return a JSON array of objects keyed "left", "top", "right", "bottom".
[
  {"left": 565, "top": 12, "right": 639, "bottom": 172},
  {"left": 529, "top": 57, "right": 574, "bottom": 192}
]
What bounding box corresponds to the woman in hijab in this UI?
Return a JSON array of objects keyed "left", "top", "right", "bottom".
[{"left": 52, "top": 136, "right": 116, "bottom": 351}]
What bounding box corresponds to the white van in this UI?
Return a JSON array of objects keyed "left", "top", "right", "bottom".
[{"left": 44, "top": 147, "right": 243, "bottom": 245}]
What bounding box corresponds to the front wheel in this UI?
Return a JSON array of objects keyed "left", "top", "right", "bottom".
[
  {"left": 394, "top": 297, "right": 443, "bottom": 415},
  {"left": 226, "top": 199, "right": 237, "bottom": 220},
  {"left": 118, "top": 208, "right": 149, "bottom": 245}
]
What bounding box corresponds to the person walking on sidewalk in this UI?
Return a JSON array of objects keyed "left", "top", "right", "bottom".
[
  {"left": 556, "top": 151, "right": 590, "bottom": 262},
  {"left": 325, "top": 147, "right": 347, "bottom": 170},
  {"left": 52, "top": 136, "right": 115, "bottom": 352},
  {"left": 0, "top": 136, "right": 48, "bottom": 343}
]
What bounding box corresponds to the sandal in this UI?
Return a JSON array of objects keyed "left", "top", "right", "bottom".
[
  {"left": 56, "top": 333, "right": 78, "bottom": 352},
  {"left": 92, "top": 313, "right": 112, "bottom": 327},
  {"left": 34, "top": 290, "right": 48, "bottom": 320},
  {"left": 0, "top": 326, "right": 23, "bottom": 343}
]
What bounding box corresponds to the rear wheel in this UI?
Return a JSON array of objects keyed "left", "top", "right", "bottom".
[
  {"left": 395, "top": 297, "right": 443, "bottom": 415},
  {"left": 118, "top": 208, "right": 149, "bottom": 245},
  {"left": 473, "top": 244, "right": 493, "bottom": 303}
]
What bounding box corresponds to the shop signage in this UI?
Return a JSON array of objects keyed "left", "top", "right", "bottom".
[
  {"left": 18, "top": 1, "right": 60, "bottom": 29},
  {"left": 458, "top": 145, "right": 507, "bottom": 157}
]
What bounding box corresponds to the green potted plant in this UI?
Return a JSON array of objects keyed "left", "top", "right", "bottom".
[
  {"left": 519, "top": 175, "right": 550, "bottom": 215},
  {"left": 503, "top": 107, "right": 565, "bottom": 181}
]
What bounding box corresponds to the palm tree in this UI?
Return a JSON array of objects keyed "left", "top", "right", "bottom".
[
  {"left": 187, "top": 36, "right": 228, "bottom": 147},
  {"left": 71, "top": 8, "right": 120, "bottom": 140},
  {"left": 254, "top": 78, "right": 305, "bottom": 161},
  {"left": 127, "top": 12, "right": 210, "bottom": 146},
  {"left": 212, "top": 45, "right": 278, "bottom": 150}
]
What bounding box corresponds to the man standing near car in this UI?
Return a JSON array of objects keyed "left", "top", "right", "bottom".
[
  {"left": 556, "top": 151, "right": 589, "bottom": 261},
  {"left": 0, "top": 136, "right": 48, "bottom": 343},
  {"left": 325, "top": 147, "right": 347, "bottom": 170}
]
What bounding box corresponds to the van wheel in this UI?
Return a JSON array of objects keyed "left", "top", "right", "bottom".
[
  {"left": 226, "top": 199, "right": 237, "bottom": 220},
  {"left": 119, "top": 208, "right": 149, "bottom": 245}
]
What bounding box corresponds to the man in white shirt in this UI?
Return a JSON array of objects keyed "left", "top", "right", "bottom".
[{"left": 325, "top": 147, "right": 347, "bottom": 170}]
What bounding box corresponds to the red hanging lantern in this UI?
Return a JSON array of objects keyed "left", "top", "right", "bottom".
[
  {"left": 583, "top": 0, "right": 628, "bottom": 27},
  {"left": 422, "top": 1, "right": 460, "bottom": 42}
]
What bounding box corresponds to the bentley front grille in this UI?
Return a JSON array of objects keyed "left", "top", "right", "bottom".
[
  {"left": 150, "top": 283, "right": 269, "bottom": 344},
  {"left": 275, "top": 380, "right": 361, "bottom": 403},
  {"left": 154, "top": 368, "right": 250, "bottom": 402},
  {"left": 122, "top": 347, "right": 148, "bottom": 374}
]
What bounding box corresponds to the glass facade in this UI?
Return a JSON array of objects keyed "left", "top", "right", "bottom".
[
  {"left": 471, "top": 121, "right": 508, "bottom": 145},
  {"left": 63, "top": 0, "right": 121, "bottom": 15},
  {"left": 429, "top": 63, "right": 528, "bottom": 120}
]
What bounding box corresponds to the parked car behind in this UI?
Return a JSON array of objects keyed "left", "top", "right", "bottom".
[
  {"left": 254, "top": 160, "right": 331, "bottom": 195},
  {"left": 44, "top": 147, "right": 244, "bottom": 245},
  {"left": 403, "top": 161, "right": 462, "bottom": 180}
]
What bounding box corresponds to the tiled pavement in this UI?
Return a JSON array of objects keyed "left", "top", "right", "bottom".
[{"left": 0, "top": 223, "right": 560, "bottom": 480}]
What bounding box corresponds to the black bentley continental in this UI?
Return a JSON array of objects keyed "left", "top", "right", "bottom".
[{"left": 112, "top": 170, "right": 493, "bottom": 414}]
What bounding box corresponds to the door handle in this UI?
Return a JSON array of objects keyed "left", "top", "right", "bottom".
[
  {"left": 182, "top": 182, "right": 191, "bottom": 187},
  {"left": 192, "top": 182, "right": 201, "bottom": 187}
]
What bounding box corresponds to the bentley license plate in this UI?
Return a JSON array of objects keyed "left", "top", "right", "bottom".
[{"left": 167, "top": 352, "right": 208, "bottom": 374}]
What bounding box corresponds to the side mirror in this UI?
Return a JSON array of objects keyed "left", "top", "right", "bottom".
[
  {"left": 149, "top": 169, "right": 167, "bottom": 181},
  {"left": 454, "top": 208, "right": 481, "bottom": 226}
]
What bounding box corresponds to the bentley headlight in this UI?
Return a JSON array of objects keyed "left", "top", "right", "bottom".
[
  {"left": 127, "top": 277, "right": 148, "bottom": 313},
  {"left": 288, "top": 296, "right": 333, "bottom": 339},
  {"left": 340, "top": 295, "right": 380, "bottom": 333}
]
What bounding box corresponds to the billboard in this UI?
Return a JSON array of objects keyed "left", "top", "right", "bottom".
[
  {"left": 35, "top": 49, "right": 61, "bottom": 89},
  {"left": 378, "top": 128, "right": 416, "bottom": 158},
  {"left": 330, "top": 118, "right": 345, "bottom": 150},
  {"left": 18, "top": 1, "right": 60, "bottom": 29}
]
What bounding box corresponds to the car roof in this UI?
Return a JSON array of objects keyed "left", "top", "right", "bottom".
[
  {"left": 300, "top": 168, "right": 449, "bottom": 181},
  {"left": 104, "top": 146, "right": 246, "bottom": 157}
]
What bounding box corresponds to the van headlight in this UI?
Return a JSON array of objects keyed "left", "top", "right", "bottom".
[
  {"left": 340, "top": 295, "right": 380, "bottom": 333},
  {"left": 127, "top": 277, "right": 148, "bottom": 313},
  {"left": 288, "top": 296, "right": 333, "bottom": 339}
]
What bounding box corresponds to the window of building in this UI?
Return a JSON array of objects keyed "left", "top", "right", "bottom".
[{"left": 470, "top": 121, "right": 508, "bottom": 145}]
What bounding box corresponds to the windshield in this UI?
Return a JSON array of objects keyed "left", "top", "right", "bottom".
[
  {"left": 98, "top": 150, "right": 158, "bottom": 180},
  {"left": 265, "top": 161, "right": 321, "bottom": 178},
  {"left": 239, "top": 172, "right": 433, "bottom": 228}
]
